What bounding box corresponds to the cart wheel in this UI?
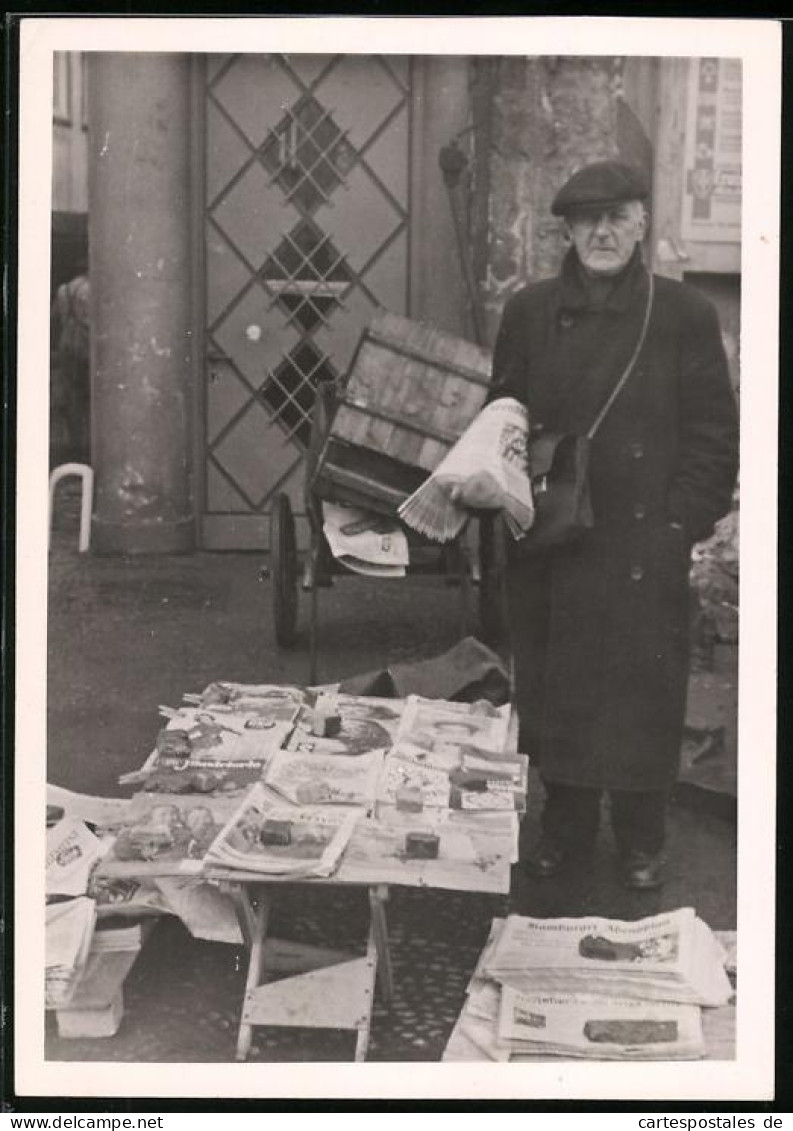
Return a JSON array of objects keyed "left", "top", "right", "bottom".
[
  {"left": 271, "top": 493, "right": 299, "bottom": 647},
  {"left": 478, "top": 514, "right": 508, "bottom": 646}
]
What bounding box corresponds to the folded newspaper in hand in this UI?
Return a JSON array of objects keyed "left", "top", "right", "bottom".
[
  {"left": 483, "top": 908, "right": 732, "bottom": 1007},
  {"left": 322, "top": 502, "right": 409, "bottom": 577},
  {"left": 398, "top": 397, "right": 534, "bottom": 542}
]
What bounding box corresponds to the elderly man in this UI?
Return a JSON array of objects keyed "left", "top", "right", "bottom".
[{"left": 486, "top": 160, "right": 738, "bottom": 889}]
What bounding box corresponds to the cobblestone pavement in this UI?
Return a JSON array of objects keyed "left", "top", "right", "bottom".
[{"left": 43, "top": 491, "right": 737, "bottom": 1063}]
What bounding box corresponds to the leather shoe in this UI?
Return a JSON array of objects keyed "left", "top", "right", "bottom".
[
  {"left": 523, "top": 838, "right": 568, "bottom": 878},
  {"left": 619, "top": 850, "right": 664, "bottom": 890}
]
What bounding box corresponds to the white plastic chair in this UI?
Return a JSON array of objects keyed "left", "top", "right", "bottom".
[{"left": 49, "top": 462, "right": 94, "bottom": 553}]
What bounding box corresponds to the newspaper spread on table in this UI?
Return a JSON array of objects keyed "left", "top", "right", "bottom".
[
  {"left": 264, "top": 748, "right": 384, "bottom": 808},
  {"left": 483, "top": 909, "right": 732, "bottom": 1007},
  {"left": 322, "top": 502, "right": 409, "bottom": 577},
  {"left": 398, "top": 397, "right": 534, "bottom": 542},
  {"left": 396, "top": 695, "right": 511, "bottom": 758},
  {"left": 336, "top": 805, "right": 517, "bottom": 893},
  {"left": 188, "top": 682, "right": 306, "bottom": 717},
  {"left": 205, "top": 782, "right": 360, "bottom": 878},
  {"left": 96, "top": 793, "right": 237, "bottom": 877},
  {"left": 286, "top": 698, "right": 398, "bottom": 757}
]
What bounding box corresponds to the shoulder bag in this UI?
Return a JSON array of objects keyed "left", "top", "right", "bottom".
[{"left": 516, "top": 272, "right": 655, "bottom": 557}]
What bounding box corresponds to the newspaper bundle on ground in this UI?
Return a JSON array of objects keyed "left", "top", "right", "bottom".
[
  {"left": 264, "top": 749, "right": 384, "bottom": 807},
  {"left": 45, "top": 896, "right": 97, "bottom": 1008},
  {"left": 496, "top": 986, "right": 705, "bottom": 1060},
  {"left": 322, "top": 501, "right": 409, "bottom": 577},
  {"left": 398, "top": 397, "right": 534, "bottom": 542},
  {"left": 46, "top": 817, "right": 107, "bottom": 897},
  {"left": 396, "top": 695, "right": 511, "bottom": 758},
  {"left": 205, "top": 782, "right": 359, "bottom": 878},
  {"left": 483, "top": 909, "right": 732, "bottom": 1007}
]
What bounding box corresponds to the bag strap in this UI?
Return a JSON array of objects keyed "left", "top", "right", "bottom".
[{"left": 585, "top": 271, "right": 655, "bottom": 440}]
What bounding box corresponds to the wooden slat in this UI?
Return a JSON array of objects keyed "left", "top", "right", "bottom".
[{"left": 243, "top": 957, "right": 373, "bottom": 1031}]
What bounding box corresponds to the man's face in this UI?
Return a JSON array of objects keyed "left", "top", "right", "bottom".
[{"left": 566, "top": 200, "right": 647, "bottom": 277}]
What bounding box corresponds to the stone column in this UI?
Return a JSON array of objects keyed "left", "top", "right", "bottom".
[
  {"left": 87, "top": 53, "right": 196, "bottom": 553},
  {"left": 482, "top": 56, "right": 629, "bottom": 336}
]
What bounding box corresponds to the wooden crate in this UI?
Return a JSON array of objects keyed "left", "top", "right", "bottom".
[{"left": 313, "top": 311, "right": 492, "bottom": 516}]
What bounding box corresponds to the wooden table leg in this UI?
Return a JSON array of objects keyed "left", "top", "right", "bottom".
[
  {"left": 368, "top": 885, "right": 393, "bottom": 1007},
  {"left": 236, "top": 893, "right": 270, "bottom": 1062}
]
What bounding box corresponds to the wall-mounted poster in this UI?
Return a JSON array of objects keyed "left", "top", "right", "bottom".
[{"left": 682, "top": 57, "right": 742, "bottom": 244}]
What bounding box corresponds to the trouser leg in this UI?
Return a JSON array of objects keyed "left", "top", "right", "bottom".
[
  {"left": 609, "top": 789, "right": 669, "bottom": 856},
  {"left": 541, "top": 780, "right": 602, "bottom": 852}
]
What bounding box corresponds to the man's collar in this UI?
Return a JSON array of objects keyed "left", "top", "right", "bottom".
[{"left": 559, "top": 245, "right": 647, "bottom": 312}]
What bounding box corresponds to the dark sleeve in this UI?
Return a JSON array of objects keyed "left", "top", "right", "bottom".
[
  {"left": 486, "top": 291, "right": 529, "bottom": 407},
  {"left": 666, "top": 294, "right": 739, "bottom": 545}
]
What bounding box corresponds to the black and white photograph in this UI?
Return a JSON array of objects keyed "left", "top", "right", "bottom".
[{"left": 13, "top": 16, "right": 780, "bottom": 1103}]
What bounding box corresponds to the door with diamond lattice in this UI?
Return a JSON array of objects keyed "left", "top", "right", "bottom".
[{"left": 202, "top": 54, "right": 412, "bottom": 549}]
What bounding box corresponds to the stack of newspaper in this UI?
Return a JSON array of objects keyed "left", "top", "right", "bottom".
[
  {"left": 398, "top": 397, "right": 534, "bottom": 542},
  {"left": 322, "top": 502, "right": 409, "bottom": 577},
  {"left": 496, "top": 985, "right": 706, "bottom": 1060},
  {"left": 483, "top": 909, "right": 733, "bottom": 1007},
  {"left": 445, "top": 911, "right": 732, "bottom": 1062},
  {"left": 45, "top": 896, "right": 97, "bottom": 1008}
]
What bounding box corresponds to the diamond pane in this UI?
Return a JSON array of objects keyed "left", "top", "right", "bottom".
[
  {"left": 213, "top": 399, "right": 303, "bottom": 508},
  {"left": 263, "top": 341, "right": 338, "bottom": 448},
  {"left": 262, "top": 220, "right": 352, "bottom": 332},
  {"left": 260, "top": 95, "right": 356, "bottom": 214},
  {"left": 212, "top": 161, "right": 300, "bottom": 270},
  {"left": 212, "top": 55, "right": 300, "bottom": 148},
  {"left": 316, "top": 55, "right": 405, "bottom": 149},
  {"left": 206, "top": 100, "right": 253, "bottom": 205},
  {"left": 315, "top": 163, "right": 403, "bottom": 272},
  {"left": 206, "top": 224, "right": 252, "bottom": 325},
  {"left": 213, "top": 284, "right": 300, "bottom": 384}
]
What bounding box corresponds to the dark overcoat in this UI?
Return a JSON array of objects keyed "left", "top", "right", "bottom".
[{"left": 490, "top": 248, "right": 739, "bottom": 791}]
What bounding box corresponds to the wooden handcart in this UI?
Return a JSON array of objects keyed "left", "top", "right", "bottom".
[{"left": 267, "top": 311, "right": 507, "bottom": 681}]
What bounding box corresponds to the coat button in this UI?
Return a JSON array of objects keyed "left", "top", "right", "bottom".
[
  {"left": 633, "top": 502, "right": 646, "bottom": 520},
  {"left": 630, "top": 564, "right": 644, "bottom": 582},
  {"left": 630, "top": 441, "right": 644, "bottom": 459},
  {"left": 559, "top": 312, "right": 574, "bottom": 329}
]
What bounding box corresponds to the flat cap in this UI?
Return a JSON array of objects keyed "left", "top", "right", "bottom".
[{"left": 551, "top": 160, "right": 649, "bottom": 216}]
